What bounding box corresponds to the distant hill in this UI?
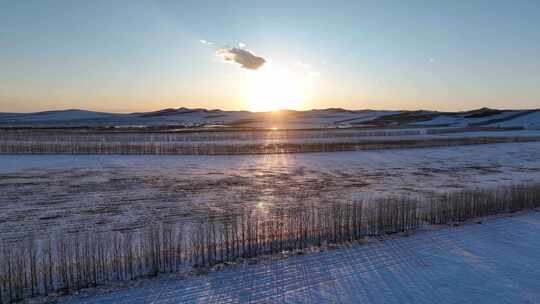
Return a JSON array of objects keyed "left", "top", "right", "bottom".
[{"left": 0, "top": 107, "right": 538, "bottom": 130}]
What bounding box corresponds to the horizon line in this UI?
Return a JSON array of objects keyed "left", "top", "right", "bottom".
[{"left": 2, "top": 106, "right": 539, "bottom": 115}]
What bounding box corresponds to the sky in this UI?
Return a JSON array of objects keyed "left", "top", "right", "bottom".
[{"left": 1, "top": 0, "right": 539, "bottom": 113}]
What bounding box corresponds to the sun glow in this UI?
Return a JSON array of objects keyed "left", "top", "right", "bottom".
[{"left": 244, "top": 64, "right": 309, "bottom": 112}]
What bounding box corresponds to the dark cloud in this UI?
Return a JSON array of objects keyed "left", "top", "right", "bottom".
[{"left": 216, "top": 47, "right": 266, "bottom": 70}]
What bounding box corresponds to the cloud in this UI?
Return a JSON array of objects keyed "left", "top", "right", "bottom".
[
  {"left": 216, "top": 47, "right": 266, "bottom": 70},
  {"left": 296, "top": 61, "right": 320, "bottom": 77},
  {"left": 296, "top": 61, "right": 312, "bottom": 69},
  {"left": 199, "top": 39, "right": 213, "bottom": 45}
]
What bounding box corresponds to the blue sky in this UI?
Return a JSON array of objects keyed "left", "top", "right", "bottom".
[{"left": 1, "top": 0, "right": 539, "bottom": 112}]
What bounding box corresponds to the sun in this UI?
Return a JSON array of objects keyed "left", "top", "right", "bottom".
[{"left": 244, "top": 64, "right": 308, "bottom": 112}]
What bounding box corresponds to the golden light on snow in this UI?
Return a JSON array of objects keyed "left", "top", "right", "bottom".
[{"left": 244, "top": 64, "right": 309, "bottom": 112}]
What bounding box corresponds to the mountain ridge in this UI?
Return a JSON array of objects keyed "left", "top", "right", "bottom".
[{"left": 0, "top": 107, "right": 538, "bottom": 129}]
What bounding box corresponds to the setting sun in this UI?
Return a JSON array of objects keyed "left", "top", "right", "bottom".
[{"left": 244, "top": 64, "right": 308, "bottom": 112}]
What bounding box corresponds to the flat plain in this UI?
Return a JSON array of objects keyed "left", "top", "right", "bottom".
[{"left": 2, "top": 141, "right": 540, "bottom": 243}]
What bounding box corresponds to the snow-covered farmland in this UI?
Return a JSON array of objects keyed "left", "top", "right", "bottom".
[
  {"left": 2, "top": 142, "right": 540, "bottom": 242},
  {"left": 59, "top": 210, "right": 540, "bottom": 304}
]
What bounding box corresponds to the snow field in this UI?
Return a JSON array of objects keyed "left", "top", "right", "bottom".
[{"left": 64, "top": 211, "right": 540, "bottom": 304}]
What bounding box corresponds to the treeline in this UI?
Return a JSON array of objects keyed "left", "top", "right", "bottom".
[
  {"left": 0, "top": 136, "right": 538, "bottom": 155},
  {"left": 1, "top": 184, "right": 540, "bottom": 303},
  {"left": 0, "top": 129, "right": 422, "bottom": 143},
  {"left": 0, "top": 129, "right": 424, "bottom": 155}
]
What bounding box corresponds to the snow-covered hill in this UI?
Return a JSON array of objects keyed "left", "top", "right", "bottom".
[{"left": 0, "top": 107, "right": 538, "bottom": 129}]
